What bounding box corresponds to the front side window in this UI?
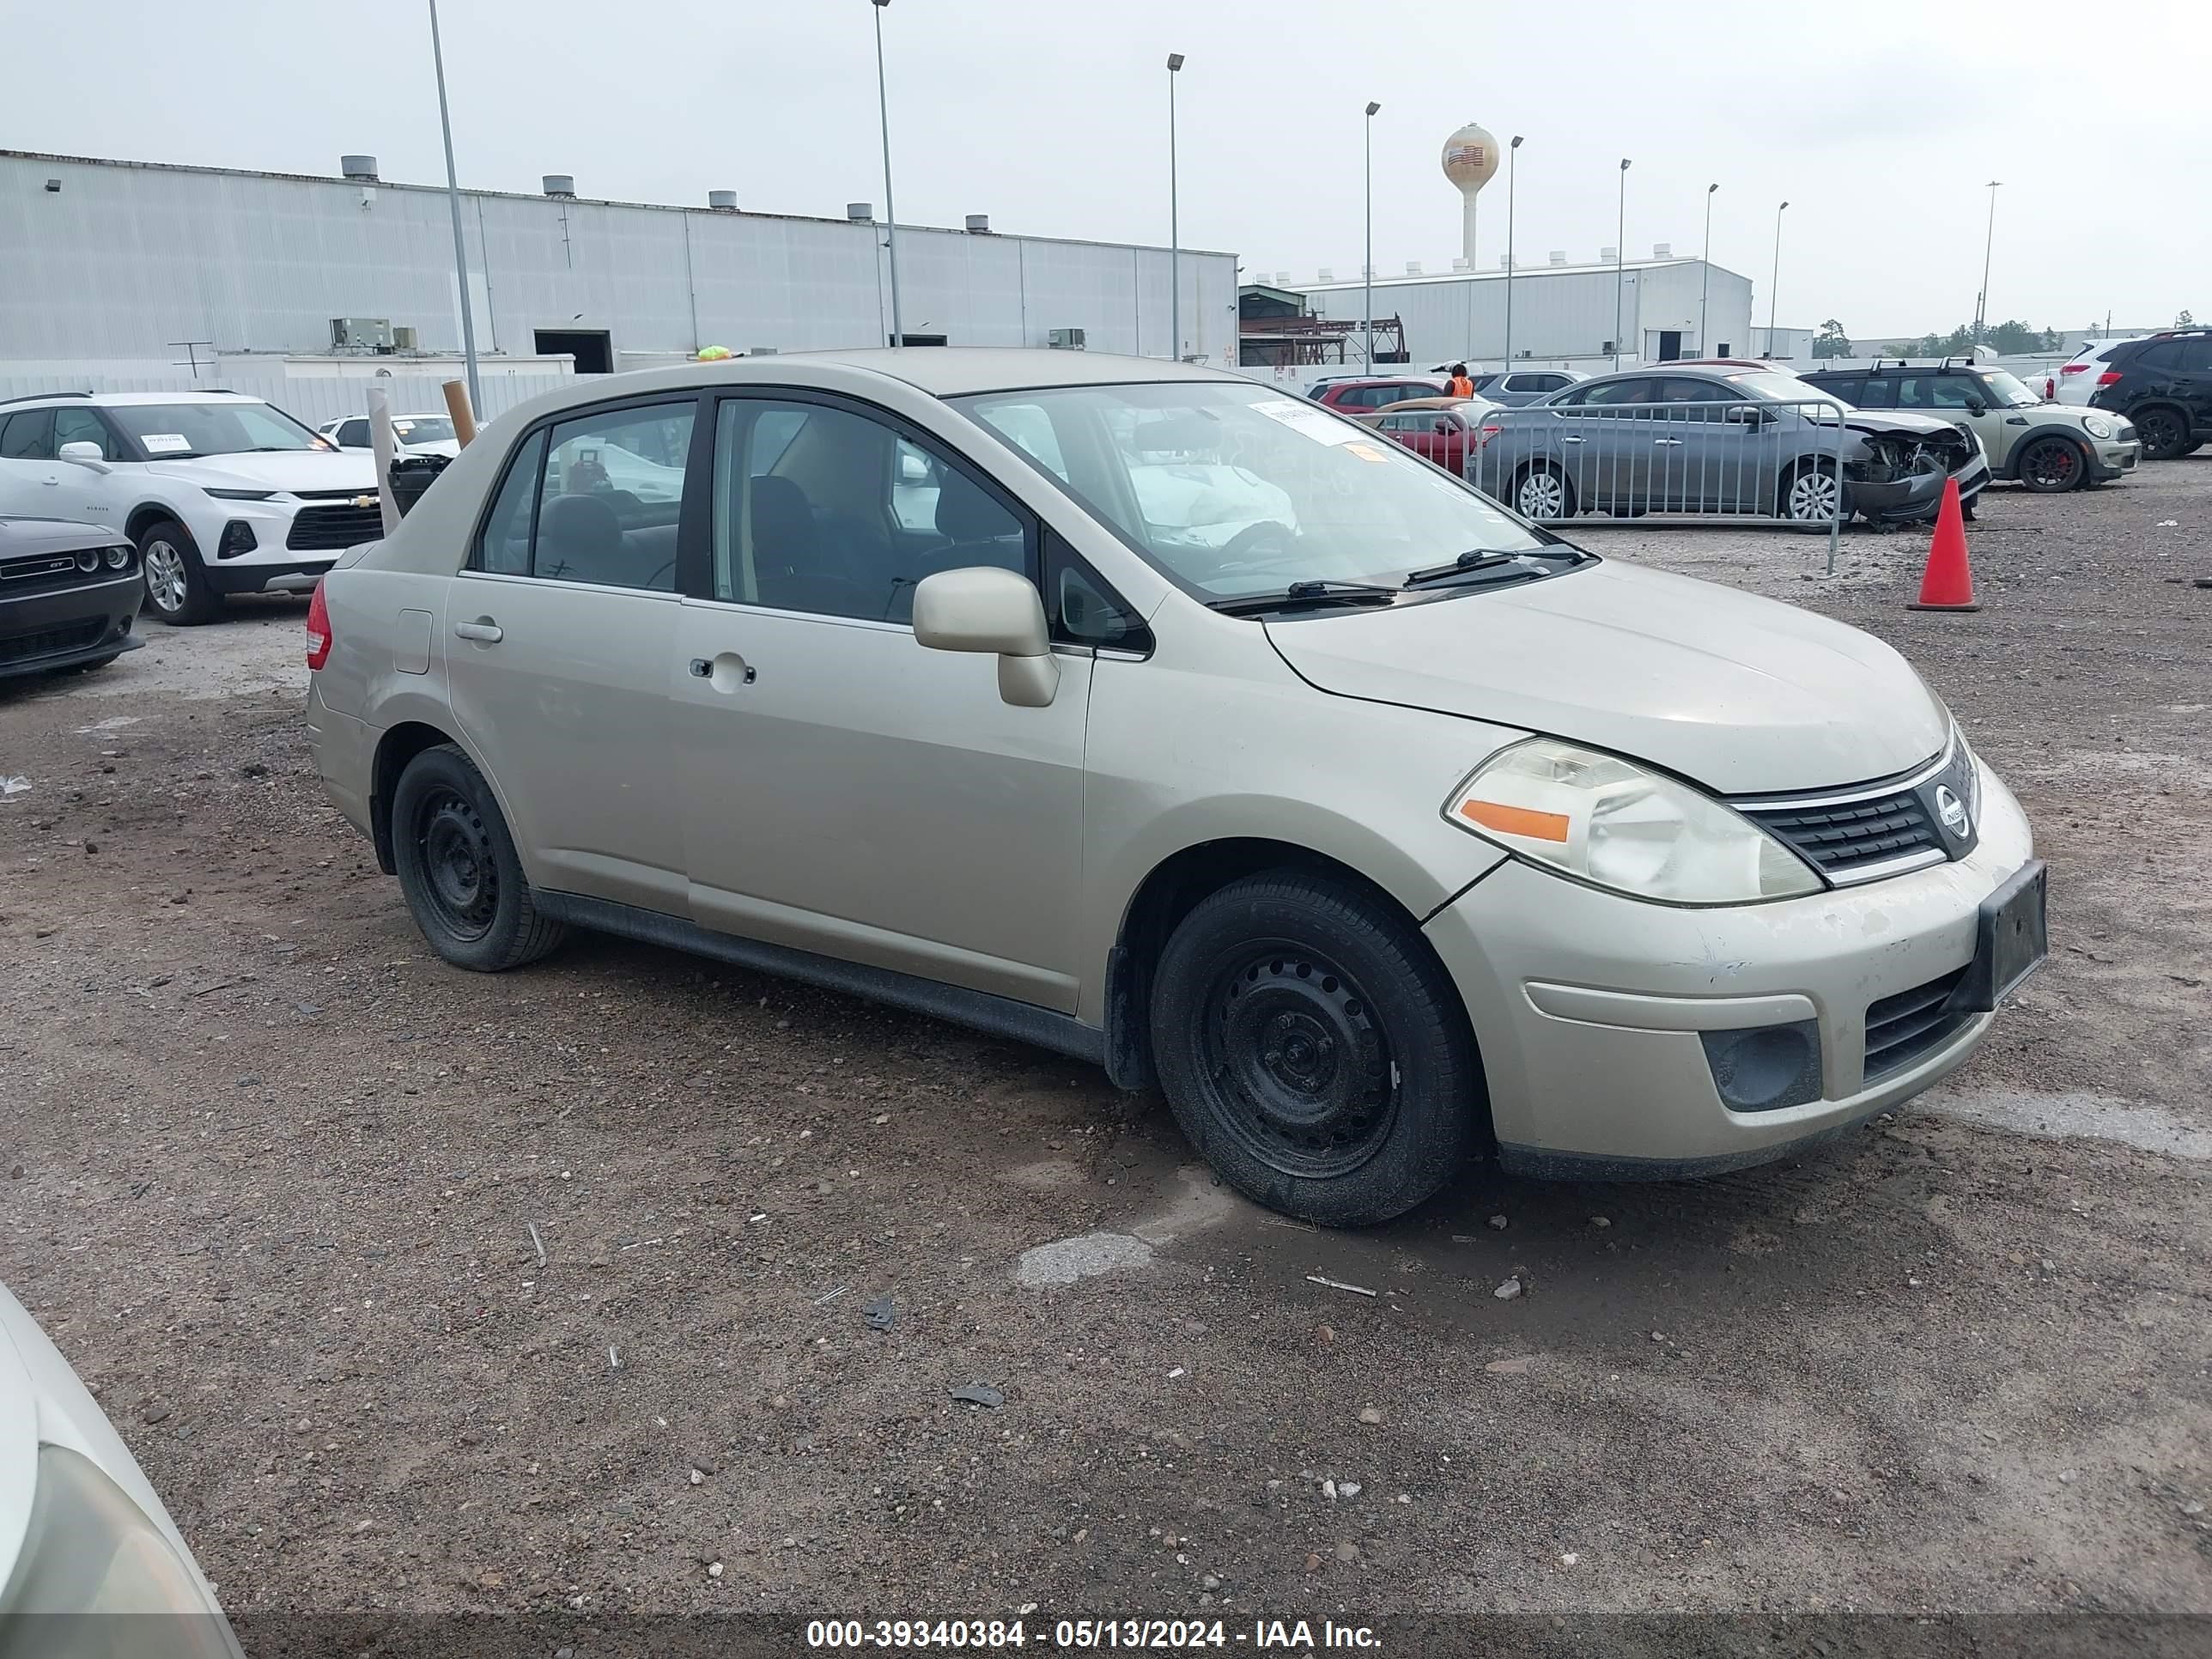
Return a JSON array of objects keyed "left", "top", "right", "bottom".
[
  {"left": 52, "top": 407, "right": 122, "bottom": 459},
  {"left": 104, "top": 401, "right": 319, "bottom": 459},
  {"left": 709, "top": 397, "right": 1030, "bottom": 623},
  {"left": 1571, "top": 379, "right": 1656, "bottom": 408},
  {"left": 1852, "top": 377, "right": 1896, "bottom": 409},
  {"left": 956, "top": 380, "right": 1554, "bottom": 602},
  {"left": 1656, "top": 379, "right": 1734, "bottom": 418}
]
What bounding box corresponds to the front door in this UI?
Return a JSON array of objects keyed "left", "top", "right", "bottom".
[
  {"left": 440, "top": 396, "right": 698, "bottom": 915},
  {"left": 671, "top": 391, "right": 1091, "bottom": 1011}
]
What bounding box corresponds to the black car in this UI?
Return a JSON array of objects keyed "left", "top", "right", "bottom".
[
  {"left": 2086, "top": 329, "right": 2212, "bottom": 461},
  {"left": 0, "top": 516, "right": 144, "bottom": 679}
]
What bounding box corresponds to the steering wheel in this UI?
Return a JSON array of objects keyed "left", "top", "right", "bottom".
[{"left": 1208, "top": 520, "right": 1298, "bottom": 576}]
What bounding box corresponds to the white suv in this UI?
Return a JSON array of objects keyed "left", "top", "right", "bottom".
[
  {"left": 2049, "top": 337, "right": 2145, "bottom": 405},
  {"left": 0, "top": 392, "right": 380, "bottom": 624},
  {"left": 317, "top": 411, "right": 464, "bottom": 459}
]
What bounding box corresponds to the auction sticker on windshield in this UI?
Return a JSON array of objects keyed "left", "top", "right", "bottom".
[
  {"left": 1249, "top": 398, "right": 1362, "bottom": 447},
  {"left": 141, "top": 434, "right": 191, "bottom": 453}
]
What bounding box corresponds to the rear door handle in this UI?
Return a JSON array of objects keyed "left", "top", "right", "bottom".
[{"left": 453, "top": 619, "right": 502, "bottom": 643}]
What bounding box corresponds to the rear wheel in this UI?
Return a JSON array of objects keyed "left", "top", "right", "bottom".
[
  {"left": 391, "top": 744, "right": 567, "bottom": 972},
  {"left": 1149, "top": 872, "right": 1483, "bottom": 1227},
  {"left": 137, "top": 519, "right": 219, "bottom": 625},
  {"left": 1514, "top": 464, "right": 1576, "bottom": 521},
  {"left": 2135, "top": 406, "right": 2190, "bottom": 462},
  {"left": 2016, "top": 435, "right": 2087, "bottom": 492}
]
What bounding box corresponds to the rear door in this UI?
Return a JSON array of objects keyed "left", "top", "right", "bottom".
[{"left": 441, "top": 394, "right": 697, "bottom": 915}]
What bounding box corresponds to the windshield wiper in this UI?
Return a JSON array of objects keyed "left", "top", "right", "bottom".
[
  {"left": 1404, "top": 550, "right": 1522, "bottom": 585},
  {"left": 1207, "top": 580, "right": 1400, "bottom": 616}
]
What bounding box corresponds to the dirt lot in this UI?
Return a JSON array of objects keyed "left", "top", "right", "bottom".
[{"left": 3, "top": 463, "right": 2209, "bottom": 1643}]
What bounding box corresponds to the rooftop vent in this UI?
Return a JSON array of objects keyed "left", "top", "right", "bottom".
[
  {"left": 1600, "top": 246, "right": 1620, "bottom": 263},
  {"left": 1499, "top": 254, "right": 1513, "bottom": 270},
  {"left": 847, "top": 202, "right": 874, "bottom": 222},
  {"left": 543, "top": 174, "right": 576, "bottom": 198},
  {"left": 1653, "top": 241, "right": 1672, "bottom": 258},
  {"left": 965, "top": 213, "right": 992, "bottom": 234},
  {"left": 1405, "top": 261, "right": 1422, "bottom": 276},
  {"left": 1317, "top": 267, "right": 1334, "bottom": 282},
  {"left": 1548, "top": 250, "right": 1568, "bottom": 266},
  {"left": 708, "top": 190, "right": 738, "bottom": 213},
  {"left": 1451, "top": 258, "right": 1469, "bottom": 272},
  {"left": 341, "top": 155, "right": 380, "bottom": 183}
]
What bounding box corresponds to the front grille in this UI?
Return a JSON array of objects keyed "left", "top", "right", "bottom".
[
  {"left": 288, "top": 503, "right": 384, "bottom": 550},
  {"left": 1, "top": 551, "right": 93, "bottom": 593},
  {"left": 292, "top": 487, "right": 376, "bottom": 501},
  {"left": 1863, "top": 966, "right": 1971, "bottom": 1080},
  {"left": 1741, "top": 788, "right": 1941, "bottom": 878},
  {"left": 0, "top": 617, "right": 104, "bottom": 665}
]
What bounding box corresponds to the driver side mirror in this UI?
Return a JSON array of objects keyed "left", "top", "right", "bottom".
[
  {"left": 912, "top": 565, "right": 1059, "bottom": 708},
  {"left": 1723, "top": 404, "right": 1765, "bottom": 425},
  {"left": 58, "top": 441, "right": 110, "bottom": 471},
  {"left": 1433, "top": 419, "right": 1454, "bottom": 435},
  {"left": 1963, "top": 396, "right": 1989, "bottom": 416}
]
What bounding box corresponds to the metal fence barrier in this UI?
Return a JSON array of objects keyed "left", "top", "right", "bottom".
[{"left": 1467, "top": 397, "right": 1849, "bottom": 572}]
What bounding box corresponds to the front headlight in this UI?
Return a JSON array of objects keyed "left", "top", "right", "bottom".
[
  {"left": 0, "top": 1445, "right": 238, "bottom": 1656},
  {"left": 1443, "top": 738, "right": 1823, "bottom": 905},
  {"left": 2081, "top": 416, "right": 2114, "bottom": 440}
]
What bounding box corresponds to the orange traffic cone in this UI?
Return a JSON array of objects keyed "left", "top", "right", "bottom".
[{"left": 1907, "top": 477, "right": 1979, "bottom": 612}]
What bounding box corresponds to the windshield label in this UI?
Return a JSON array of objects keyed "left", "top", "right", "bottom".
[
  {"left": 1249, "top": 398, "right": 1362, "bottom": 447},
  {"left": 141, "top": 434, "right": 191, "bottom": 453},
  {"left": 1343, "top": 441, "right": 1391, "bottom": 464}
]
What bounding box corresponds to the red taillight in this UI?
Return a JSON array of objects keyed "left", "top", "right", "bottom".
[
  {"left": 2097, "top": 370, "right": 2123, "bottom": 386},
  {"left": 305, "top": 580, "right": 331, "bottom": 671},
  {"left": 1477, "top": 423, "right": 1502, "bottom": 448},
  {"left": 2059, "top": 363, "right": 2090, "bottom": 374}
]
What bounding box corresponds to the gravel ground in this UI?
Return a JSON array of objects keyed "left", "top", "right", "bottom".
[{"left": 2, "top": 463, "right": 2209, "bottom": 1639}]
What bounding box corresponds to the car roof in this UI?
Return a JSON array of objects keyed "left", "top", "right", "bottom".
[
  {"left": 86, "top": 391, "right": 262, "bottom": 406},
  {"left": 756, "top": 347, "right": 1245, "bottom": 398}
]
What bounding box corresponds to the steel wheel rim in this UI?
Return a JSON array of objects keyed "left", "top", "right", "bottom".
[
  {"left": 1200, "top": 943, "right": 1397, "bottom": 1180},
  {"left": 1519, "top": 472, "right": 1565, "bottom": 519},
  {"left": 1788, "top": 471, "right": 1838, "bottom": 520},
  {"left": 143, "top": 541, "right": 188, "bottom": 612},
  {"left": 416, "top": 787, "right": 499, "bottom": 940},
  {"left": 2022, "top": 440, "right": 2076, "bottom": 489}
]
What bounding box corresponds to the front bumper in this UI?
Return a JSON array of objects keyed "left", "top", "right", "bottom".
[
  {"left": 0, "top": 572, "right": 145, "bottom": 679},
  {"left": 2087, "top": 440, "right": 2141, "bottom": 480},
  {"left": 1854, "top": 451, "right": 1990, "bottom": 521},
  {"left": 1423, "top": 755, "right": 2035, "bottom": 1176}
]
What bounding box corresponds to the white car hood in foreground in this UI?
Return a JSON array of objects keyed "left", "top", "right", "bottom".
[
  {"left": 0, "top": 1282, "right": 214, "bottom": 1607},
  {"left": 146, "top": 450, "right": 378, "bottom": 494},
  {"left": 1264, "top": 557, "right": 1948, "bottom": 794}
]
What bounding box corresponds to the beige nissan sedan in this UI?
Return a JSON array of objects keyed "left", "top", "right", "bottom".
[{"left": 305, "top": 350, "right": 2045, "bottom": 1226}]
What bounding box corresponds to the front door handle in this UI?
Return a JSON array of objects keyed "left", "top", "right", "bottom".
[
  {"left": 1653, "top": 437, "right": 1686, "bottom": 447},
  {"left": 1561, "top": 435, "right": 1585, "bottom": 445},
  {"left": 40, "top": 477, "right": 59, "bottom": 486},
  {"left": 691, "top": 653, "right": 756, "bottom": 687},
  {"left": 453, "top": 618, "right": 503, "bottom": 643}
]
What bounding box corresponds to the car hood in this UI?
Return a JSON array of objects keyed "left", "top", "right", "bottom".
[
  {"left": 0, "top": 515, "right": 122, "bottom": 556},
  {"left": 146, "top": 451, "right": 379, "bottom": 493},
  {"left": 1263, "top": 558, "right": 1948, "bottom": 794}
]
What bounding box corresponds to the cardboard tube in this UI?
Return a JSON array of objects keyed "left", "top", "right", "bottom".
[{"left": 441, "top": 379, "right": 478, "bottom": 448}]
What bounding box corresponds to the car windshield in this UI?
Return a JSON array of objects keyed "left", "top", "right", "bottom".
[
  {"left": 393, "top": 416, "right": 457, "bottom": 443},
  {"left": 106, "top": 401, "right": 320, "bottom": 459},
  {"left": 1723, "top": 370, "right": 1838, "bottom": 403},
  {"left": 955, "top": 380, "right": 1554, "bottom": 600},
  {"left": 1979, "top": 371, "right": 2041, "bottom": 409}
]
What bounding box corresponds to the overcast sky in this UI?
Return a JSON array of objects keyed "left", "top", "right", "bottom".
[{"left": 7, "top": 0, "right": 2205, "bottom": 338}]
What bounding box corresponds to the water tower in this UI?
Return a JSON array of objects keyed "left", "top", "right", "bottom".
[{"left": 1441, "top": 123, "right": 1501, "bottom": 268}]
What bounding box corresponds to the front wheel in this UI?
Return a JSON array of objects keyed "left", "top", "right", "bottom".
[
  {"left": 2016, "top": 435, "right": 2087, "bottom": 492},
  {"left": 391, "top": 744, "right": 567, "bottom": 972},
  {"left": 2135, "top": 407, "right": 2190, "bottom": 462},
  {"left": 137, "top": 519, "right": 219, "bottom": 625},
  {"left": 1149, "top": 872, "right": 1484, "bottom": 1227},
  {"left": 1778, "top": 459, "right": 1848, "bottom": 526}
]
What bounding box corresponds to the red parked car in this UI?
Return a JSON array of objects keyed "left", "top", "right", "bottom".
[
  {"left": 1360, "top": 396, "right": 1499, "bottom": 476},
  {"left": 1310, "top": 377, "right": 1447, "bottom": 414}
]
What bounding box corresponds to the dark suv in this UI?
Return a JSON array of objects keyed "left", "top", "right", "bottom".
[{"left": 2085, "top": 330, "right": 2212, "bottom": 460}]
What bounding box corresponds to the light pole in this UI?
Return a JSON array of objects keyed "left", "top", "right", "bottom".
[
  {"left": 1974, "top": 179, "right": 2002, "bottom": 348},
  {"left": 1364, "top": 100, "right": 1380, "bottom": 368},
  {"left": 872, "top": 0, "right": 904, "bottom": 346},
  {"left": 1167, "top": 52, "right": 1184, "bottom": 362},
  {"left": 1769, "top": 199, "right": 1789, "bottom": 355},
  {"left": 427, "top": 0, "right": 479, "bottom": 414},
  {"left": 1699, "top": 182, "right": 1718, "bottom": 354},
  {"left": 1613, "top": 158, "right": 1630, "bottom": 368},
  {"left": 1504, "top": 135, "right": 1522, "bottom": 365}
]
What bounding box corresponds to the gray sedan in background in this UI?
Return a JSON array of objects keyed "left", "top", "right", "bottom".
[{"left": 1471, "top": 362, "right": 1992, "bottom": 525}]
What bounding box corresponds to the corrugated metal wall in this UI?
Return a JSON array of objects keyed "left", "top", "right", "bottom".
[
  {"left": 1297, "top": 261, "right": 1754, "bottom": 367},
  {"left": 1, "top": 152, "right": 1240, "bottom": 367}
]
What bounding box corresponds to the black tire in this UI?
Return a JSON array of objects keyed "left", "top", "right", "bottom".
[
  {"left": 2015, "top": 435, "right": 2088, "bottom": 493},
  {"left": 1149, "top": 871, "right": 1484, "bottom": 1228},
  {"left": 391, "top": 744, "right": 567, "bottom": 972},
  {"left": 2134, "top": 406, "right": 2190, "bottom": 462},
  {"left": 136, "top": 518, "right": 220, "bottom": 625},
  {"left": 1778, "top": 458, "right": 1850, "bottom": 528},
  {"left": 1512, "top": 463, "right": 1576, "bottom": 521}
]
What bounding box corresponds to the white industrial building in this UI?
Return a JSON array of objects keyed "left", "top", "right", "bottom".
[
  {"left": 0, "top": 149, "right": 1239, "bottom": 415},
  {"left": 1271, "top": 249, "right": 1756, "bottom": 373}
]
